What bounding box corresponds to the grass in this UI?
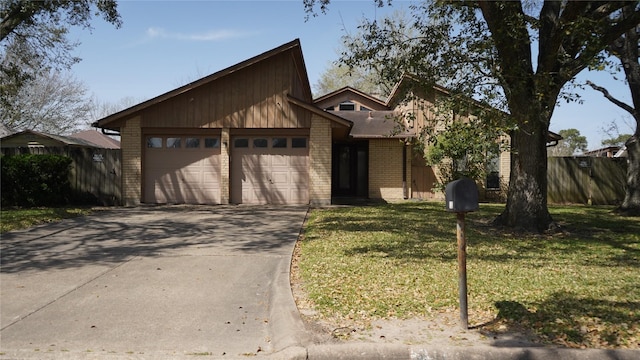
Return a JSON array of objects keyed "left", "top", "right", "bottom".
[
  {"left": 0, "top": 207, "right": 93, "bottom": 233},
  {"left": 297, "top": 202, "right": 640, "bottom": 349}
]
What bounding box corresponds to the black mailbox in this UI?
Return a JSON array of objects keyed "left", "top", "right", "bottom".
[{"left": 445, "top": 177, "right": 479, "bottom": 213}]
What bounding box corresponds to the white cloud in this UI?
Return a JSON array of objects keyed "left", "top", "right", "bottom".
[{"left": 145, "top": 27, "right": 249, "bottom": 41}]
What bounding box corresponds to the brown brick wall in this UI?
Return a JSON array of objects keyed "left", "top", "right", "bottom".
[
  {"left": 121, "top": 116, "right": 142, "bottom": 206},
  {"left": 220, "top": 128, "right": 230, "bottom": 204},
  {"left": 369, "top": 139, "right": 410, "bottom": 201},
  {"left": 309, "top": 115, "right": 332, "bottom": 206}
]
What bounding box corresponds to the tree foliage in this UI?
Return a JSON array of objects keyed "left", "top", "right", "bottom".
[
  {"left": 602, "top": 133, "right": 633, "bottom": 147},
  {"left": 423, "top": 111, "right": 506, "bottom": 191},
  {"left": 313, "top": 9, "right": 416, "bottom": 98},
  {"left": 548, "top": 129, "right": 588, "bottom": 156},
  {"left": 314, "top": 61, "right": 387, "bottom": 99},
  {"left": 0, "top": 0, "right": 121, "bottom": 112},
  {"left": 305, "top": 0, "right": 640, "bottom": 232}
]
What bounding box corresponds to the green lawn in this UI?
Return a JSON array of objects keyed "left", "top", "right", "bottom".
[
  {"left": 0, "top": 207, "right": 93, "bottom": 233},
  {"left": 297, "top": 202, "right": 640, "bottom": 349}
]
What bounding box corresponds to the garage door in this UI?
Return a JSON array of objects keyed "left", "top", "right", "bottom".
[
  {"left": 145, "top": 135, "right": 221, "bottom": 204},
  {"left": 231, "top": 136, "right": 308, "bottom": 204}
]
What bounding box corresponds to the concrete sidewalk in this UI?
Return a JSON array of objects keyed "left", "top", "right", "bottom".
[
  {"left": 1, "top": 206, "right": 309, "bottom": 359},
  {"left": 271, "top": 343, "right": 640, "bottom": 360}
]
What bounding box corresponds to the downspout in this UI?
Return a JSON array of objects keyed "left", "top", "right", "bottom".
[{"left": 403, "top": 141, "right": 408, "bottom": 199}]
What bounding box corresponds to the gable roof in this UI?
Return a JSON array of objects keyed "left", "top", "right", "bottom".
[
  {"left": 70, "top": 130, "right": 120, "bottom": 149},
  {"left": 0, "top": 130, "right": 100, "bottom": 148},
  {"left": 93, "top": 39, "right": 311, "bottom": 130},
  {"left": 313, "top": 86, "right": 388, "bottom": 109},
  {"left": 286, "top": 94, "right": 352, "bottom": 128}
]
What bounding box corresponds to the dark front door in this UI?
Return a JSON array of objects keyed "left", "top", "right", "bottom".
[{"left": 332, "top": 142, "right": 368, "bottom": 197}]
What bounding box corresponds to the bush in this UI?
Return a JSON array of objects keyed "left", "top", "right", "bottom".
[{"left": 1, "top": 154, "right": 73, "bottom": 207}]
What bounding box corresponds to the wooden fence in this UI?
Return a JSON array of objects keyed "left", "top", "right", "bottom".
[
  {"left": 1, "top": 147, "right": 121, "bottom": 205},
  {"left": 547, "top": 156, "right": 627, "bottom": 205}
]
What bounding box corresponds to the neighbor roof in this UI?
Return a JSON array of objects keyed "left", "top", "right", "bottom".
[
  {"left": 0, "top": 130, "right": 100, "bottom": 148},
  {"left": 70, "top": 130, "right": 120, "bottom": 149},
  {"left": 314, "top": 86, "right": 388, "bottom": 109}
]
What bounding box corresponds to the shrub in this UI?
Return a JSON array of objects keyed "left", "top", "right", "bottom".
[{"left": 1, "top": 154, "right": 73, "bottom": 206}]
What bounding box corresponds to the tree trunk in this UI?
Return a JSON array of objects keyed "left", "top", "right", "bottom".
[
  {"left": 494, "top": 109, "right": 554, "bottom": 232},
  {"left": 620, "top": 131, "right": 640, "bottom": 215}
]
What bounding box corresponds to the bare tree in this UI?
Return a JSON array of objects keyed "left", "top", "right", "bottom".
[{"left": 1, "top": 70, "right": 92, "bottom": 135}]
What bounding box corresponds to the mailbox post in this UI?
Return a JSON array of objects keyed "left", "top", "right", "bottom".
[{"left": 445, "top": 177, "right": 479, "bottom": 330}]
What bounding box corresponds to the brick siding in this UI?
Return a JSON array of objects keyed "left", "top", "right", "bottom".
[
  {"left": 309, "top": 115, "right": 332, "bottom": 206},
  {"left": 121, "top": 116, "right": 142, "bottom": 206},
  {"left": 369, "top": 139, "right": 410, "bottom": 201}
]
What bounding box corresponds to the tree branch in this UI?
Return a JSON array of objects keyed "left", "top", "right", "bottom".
[{"left": 586, "top": 80, "right": 637, "bottom": 116}]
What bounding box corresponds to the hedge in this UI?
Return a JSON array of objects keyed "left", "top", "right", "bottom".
[{"left": 1, "top": 154, "right": 73, "bottom": 207}]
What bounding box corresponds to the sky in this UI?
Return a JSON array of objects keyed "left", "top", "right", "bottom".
[{"left": 68, "top": 0, "right": 636, "bottom": 151}]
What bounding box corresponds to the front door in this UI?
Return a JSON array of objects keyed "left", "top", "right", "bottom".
[{"left": 332, "top": 142, "right": 368, "bottom": 197}]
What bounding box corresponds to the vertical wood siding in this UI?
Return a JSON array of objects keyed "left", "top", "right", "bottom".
[{"left": 140, "top": 53, "right": 311, "bottom": 129}]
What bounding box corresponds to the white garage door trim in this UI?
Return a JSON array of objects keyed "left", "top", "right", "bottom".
[
  {"left": 145, "top": 135, "right": 221, "bottom": 204},
  {"left": 231, "top": 136, "right": 309, "bottom": 205}
]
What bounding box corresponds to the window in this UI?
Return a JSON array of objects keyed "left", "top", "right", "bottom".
[
  {"left": 234, "top": 138, "right": 249, "bottom": 148},
  {"left": 272, "top": 138, "right": 287, "bottom": 148},
  {"left": 485, "top": 153, "right": 500, "bottom": 190},
  {"left": 339, "top": 101, "right": 355, "bottom": 111},
  {"left": 166, "top": 137, "right": 181, "bottom": 148},
  {"left": 186, "top": 138, "right": 200, "bottom": 148},
  {"left": 292, "top": 138, "right": 307, "bottom": 148},
  {"left": 205, "top": 137, "right": 220, "bottom": 148},
  {"left": 360, "top": 106, "right": 371, "bottom": 112},
  {"left": 486, "top": 172, "right": 500, "bottom": 190},
  {"left": 147, "top": 137, "right": 162, "bottom": 148},
  {"left": 253, "top": 138, "right": 268, "bottom": 148}
]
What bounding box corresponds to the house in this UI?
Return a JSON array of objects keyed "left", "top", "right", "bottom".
[
  {"left": 0, "top": 129, "right": 115, "bottom": 154},
  {"left": 92, "top": 39, "right": 512, "bottom": 206},
  {"left": 584, "top": 146, "right": 623, "bottom": 158}
]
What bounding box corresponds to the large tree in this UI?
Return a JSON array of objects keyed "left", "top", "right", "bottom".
[
  {"left": 1, "top": 0, "right": 121, "bottom": 109},
  {"left": 305, "top": 0, "right": 640, "bottom": 232},
  {"left": 587, "top": 5, "right": 640, "bottom": 215}
]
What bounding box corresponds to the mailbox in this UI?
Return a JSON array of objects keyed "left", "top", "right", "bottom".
[{"left": 445, "top": 177, "right": 479, "bottom": 213}]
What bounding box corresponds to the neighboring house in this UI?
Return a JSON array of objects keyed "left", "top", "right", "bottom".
[
  {"left": 91, "top": 39, "right": 528, "bottom": 206},
  {"left": 1, "top": 129, "right": 122, "bottom": 206},
  {"left": 0, "top": 129, "right": 120, "bottom": 153},
  {"left": 1, "top": 129, "right": 105, "bottom": 154},
  {"left": 584, "top": 146, "right": 623, "bottom": 158}
]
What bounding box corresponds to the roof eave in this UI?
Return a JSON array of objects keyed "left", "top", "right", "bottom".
[{"left": 286, "top": 94, "right": 353, "bottom": 128}]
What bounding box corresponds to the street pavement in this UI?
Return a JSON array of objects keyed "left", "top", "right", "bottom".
[{"left": 1, "top": 205, "right": 309, "bottom": 359}]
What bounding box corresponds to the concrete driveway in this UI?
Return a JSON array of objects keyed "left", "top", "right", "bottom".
[{"left": 1, "top": 205, "right": 309, "bottom": 359}]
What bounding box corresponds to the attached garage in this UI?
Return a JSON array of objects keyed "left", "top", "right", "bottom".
[
  {"left": 231, "top": 136, "right": 309, "bottom": 204},
  {"left": 144, "top": 134, "right": 221, "bottom": 204},
  {"left": 93, "top": 40, "right": 350, "bottom": 207}
]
